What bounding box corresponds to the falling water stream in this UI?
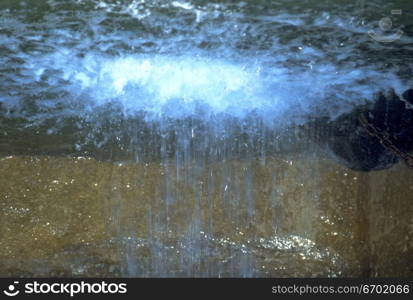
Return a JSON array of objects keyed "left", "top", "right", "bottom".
[{"left": 0, "top": 0, "right": 412, "bottom": 277}]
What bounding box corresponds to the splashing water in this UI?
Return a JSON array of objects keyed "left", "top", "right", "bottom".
[
  {"left": 0, "top": 0, "right": 412, "bottom": 277},
  {"left": 1, "top": 0, "right": 411, "bottom": 123}
]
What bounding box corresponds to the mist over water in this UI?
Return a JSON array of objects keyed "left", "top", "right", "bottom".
[{"left": 0, "top": 0, "right": 412, "bottom": 277}]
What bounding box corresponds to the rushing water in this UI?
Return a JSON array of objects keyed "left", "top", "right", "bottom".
[{"left": 0, "top": 0, "right": 412, "bottom": 277}]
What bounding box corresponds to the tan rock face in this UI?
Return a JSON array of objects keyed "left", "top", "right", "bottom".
[{"left": 1, "top": 155, "right": 411, "bottom": 277}]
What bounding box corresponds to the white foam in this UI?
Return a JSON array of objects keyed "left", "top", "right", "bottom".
[
  {"left": 20, "top": 47, "right": 407, "bottom": 123},
  {"left": 67, "top": 55, "right": 267, "bottom": 118}
]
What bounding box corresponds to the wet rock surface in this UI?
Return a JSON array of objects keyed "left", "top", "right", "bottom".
[{"left": 0, "top": 155, "right": 412, "bottom": 277}]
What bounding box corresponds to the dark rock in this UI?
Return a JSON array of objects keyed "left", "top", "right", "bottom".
[{"left": 323, "top": 89, "right": 413, "bottom": 171}]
